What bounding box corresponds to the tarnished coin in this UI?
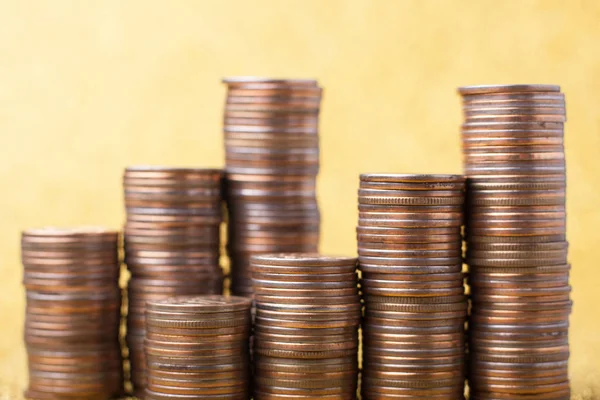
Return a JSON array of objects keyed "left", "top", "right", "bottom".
[
  {"left": 147, "top": 295, "right": 251, "bottom": 314},
  {"left": 123, "top": 166, "right": 227, "bottom": 391},
  {"left": 22, "top": 226, "right": 123, "bottom": 399},
  {"left": 143, "top": 295, "right": 252, "bottom": 399},
  {"left": 223, "top": 79, "right": 322, "bottom": 297},
  {"left": 458, "top": 84, "right": 561, "bottom": 95},
  {"left": 250, "top": 251, "right": 359, "bottom": 398}
]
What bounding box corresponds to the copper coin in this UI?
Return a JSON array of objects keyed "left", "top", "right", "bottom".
[
  {"left": 254, "top": 308, "right": 360, "bottom": 322},
  {"left": 464, "top": 166, "right": 566, "bottom": 177},
  {"left": 253, "top": 391, "right": 354, "bottom": 400},
  {"left": 251, "top": 253, "right": 356, "bottom": 267},
  {"left": 358, "top": 248, "right": 461, "bottom": 259},
  {"left": 22, "top": 226, "right": 118, "bottom": 242},
  {"left": 254, "top": 315, "right": 359, "bottom": 329},
  {"left": 254, "top": 369, "right": 356, "bottom": 381},
  {"left": 359, "top": 196, "right": 464, "bottom": 206},
  {"left": 365, "top": 309, "right": 467, "bottom": 321},
  {"left": 363, "top": 359, "right": 464, "bottom": 373},
  {"left": 461, "top": 119, "right": 564, "bottom": 130},
  {"left": 359, "top": 188, "right": 463, "bottom": 198},
  {"left": 255, "top": 302, "right": 359, "bottom": 313},
  {"left": 461, "top": 92, "right": 564, "bottom": 103},
  {"left": 253, "top": 383, "right": 355, "bottom": 396},
  {"left": 364, "top": 294, "right": 466, "bottom": 304},
  {"left": 358, "top": 218, "right": 462, "bottom": 229},
  {"left": 255, "top": 332, "right": 357, "bottom": 345},
  {"left": 365, "top": 316, "right": 465, "bottom": 329},
  {"left": 364, "top": 331, "right": 464, "bottom": 344},
  {"left": 252, "top": 278, "right": 357, "bottom": 291},
  {"left": 145, "top": 388, "right": 248, "bottom": 399},
  {"left": 358, "top": 240, "right": 461, "bottom": 251},
  {"left": 468, "top": 362, "right": 567, "bottom": 378},
  {"left": 468, "top": 299, "right": 571, "bottom": 313},
  {"left": 357, "top": 225, "right": 461, "bottom": 236},
  {"left": 254, "top": 357, "right": 357, "bottom": 373},
  {"left": 463, "top": 137, "right": 564, "bottom": 149},
  {"left": 254, "top": 294, "right": 360, "bottom": 305},
  {"left": 147, "top": 295, "right": 251, "bottom": 314},
  {"left": 467, "top": 234, "right": 566, "bottom": 243},
  {"left": 224, "top": 116, "right": 319, "bottom": 127},
  {"left": 251, "top": 272, "right": 357, "bottom": 283},
  {"left": 359, "top": 203, "right": 464, "bottom": 213},
  {"left": 362, "top": 277, "right": 463, "bottom": 290},
  {"left": 254, "top": 338, "right": 357, "bottom": 353},
  {"left": 467, "top": 237, "right": 566, "bottom": 248},
  {"left": 253, "top": 324, "right": 357, "bottom": 338},
  {"left": 146, "top": 313, "right": 250, "bottom": 329}
]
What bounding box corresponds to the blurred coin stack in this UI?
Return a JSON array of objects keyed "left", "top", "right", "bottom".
[
  {"left": 123, "top": 166, "right": 224, "bottom": 395},
  {"left": 22, "top": 227, "right": 123, "bottom": 399},
  {"left": 144, "top": 295, "right": 252, "bottom": 400},
  {"left": 357, "top": 174, "right": 467, "bottom": 400},
  {"left": 251, "top": 254, "right": 361, "bottom": 399},
  {"left": 459, "top": 84, "right": 571, "bottom": 400},
  {"left": 222, "top": 77, "right": 322, "bottom": 296}
]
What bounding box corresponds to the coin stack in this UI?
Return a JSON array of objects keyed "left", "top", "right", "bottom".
[
  {"left": 458, "top": 84, "right": 571, "bottom": 400},
  {"left": 22, "top": 227, "right": 123, "bottom": 399},
  {"left": 251, "top": 254, "right": 361, "bottom": 399},
  {"left": 143, "top": 295, "right": 253, "bottom": 400},
  {"left": 357, "top": 174, "right": 467, "bottom": 400},
  {"left": 223, "top": 77, "right": 322, "bottom": 296},
  {"left": 123, "top": 166, "right": 224, "bottom": 395}
]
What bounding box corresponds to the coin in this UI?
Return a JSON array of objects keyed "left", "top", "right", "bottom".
[
  {"left": 250, "top": 253, "right": 359, "bottom": 398},
  {"left": 22, "top": 227, "right": 123, "bottom": 399},
  {"left": 143, "top": 295, "right": 252, "bottom": 399},
  {"left": 223, "top": 79, "right": 322, "bottom": 296},
  {"left": 357, "top": 174, "right": 468, "bottom": 397},
  {"left": 123, "top": 167, "right": 225, "bottom": 392},
  {"left": 459, "top": 83, "right": 572, "bottom": 400}
]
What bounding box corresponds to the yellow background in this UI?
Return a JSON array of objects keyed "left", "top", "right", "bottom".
[{"left": 1, "top": 0, "right": 599, "bottom": 398}]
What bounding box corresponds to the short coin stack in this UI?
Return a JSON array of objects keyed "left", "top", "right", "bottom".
[
  {"left": 357, "top": 174, "right": 467, "bottom": 400},
  {"left": 223, "top": 77, "right": 323, "bottom": 296},
  {"left": 123, "top": 166, "right": 224, "bottom": 395},
  {"left": 22, "top": 227, "right": 123, "bottom": 399},
  {"left": 458, "top": 84, "right": 571, "bottom": 400},
  {"left": 144, "top": 295, "right": 253, "bottom": 400},
  {"left": 251, "top": 254, "right": 361, "bottom": 399}
]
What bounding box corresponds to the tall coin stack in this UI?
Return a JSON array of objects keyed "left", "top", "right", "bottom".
[
  {"left": 223, "top": 77, "right": 322, "bottom": 296},
  {"left": 144, "top": 295, "right": 253, "bottom": 400},
  {"left": 123, "top": 166, "right": 224, "bottom": 395},
  {"left": 458, "top": 84, "right": 571, "bottom": 400},
  {"left": 251, "top": 254, "right": 361, "bottom": 399},
  {"left": 357, "top": 174, "right": 467, "bottom": 400},
  {"left": 22, "top": 227, "right": 123, "bottom": 399}
]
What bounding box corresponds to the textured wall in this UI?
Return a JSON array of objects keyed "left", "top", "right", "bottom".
[{"left": 1, "top": 0, "right": 599, "bottom": 397}]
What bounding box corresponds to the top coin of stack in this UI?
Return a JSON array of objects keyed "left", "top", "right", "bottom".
[
  {"left": 357, "top": 174, "right": 467, "bottom": 400},
  {"left": 123, "top": 166, "right": 225, "bottom": 395},
  {"left": 458, "top": 84, "right": 571, "bottom": 400},
  {"left": 251, "top": 253, "right": 361, "bottom": 400},
  {"left": 22, "top": 227, "right": 123, "bottom": 400},
  {"left": 144, "top": 295, "right": 253, "bottom": 400},
  {"left": 223, "top": 78, "right": 323, "bottom": 296}
]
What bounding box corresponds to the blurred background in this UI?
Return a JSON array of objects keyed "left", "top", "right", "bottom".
[{"left": 1, "top": 0, "right": 599, "bottom": 398}]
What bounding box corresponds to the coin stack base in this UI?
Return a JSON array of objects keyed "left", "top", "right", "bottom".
[
  {"left": 144, "top": 295, "right": 253, "bottom": 400},
  {"left": 123, "top": 167, "right": 225, "bottom": 393},
  {"left": 223, "top": 78, "right": 323, "bottom": 296},
  {"left": 357, "top": 174, "right": 467, "bottom": 400},
  {"left": 22, "top": 227, "right": 123, "bottom": 400},
  {"left": 251, "top": 254, "right": 361, "bottom": 399},
  {"left": 459, "top": 84, "right": 571, "bottom": 399}
]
